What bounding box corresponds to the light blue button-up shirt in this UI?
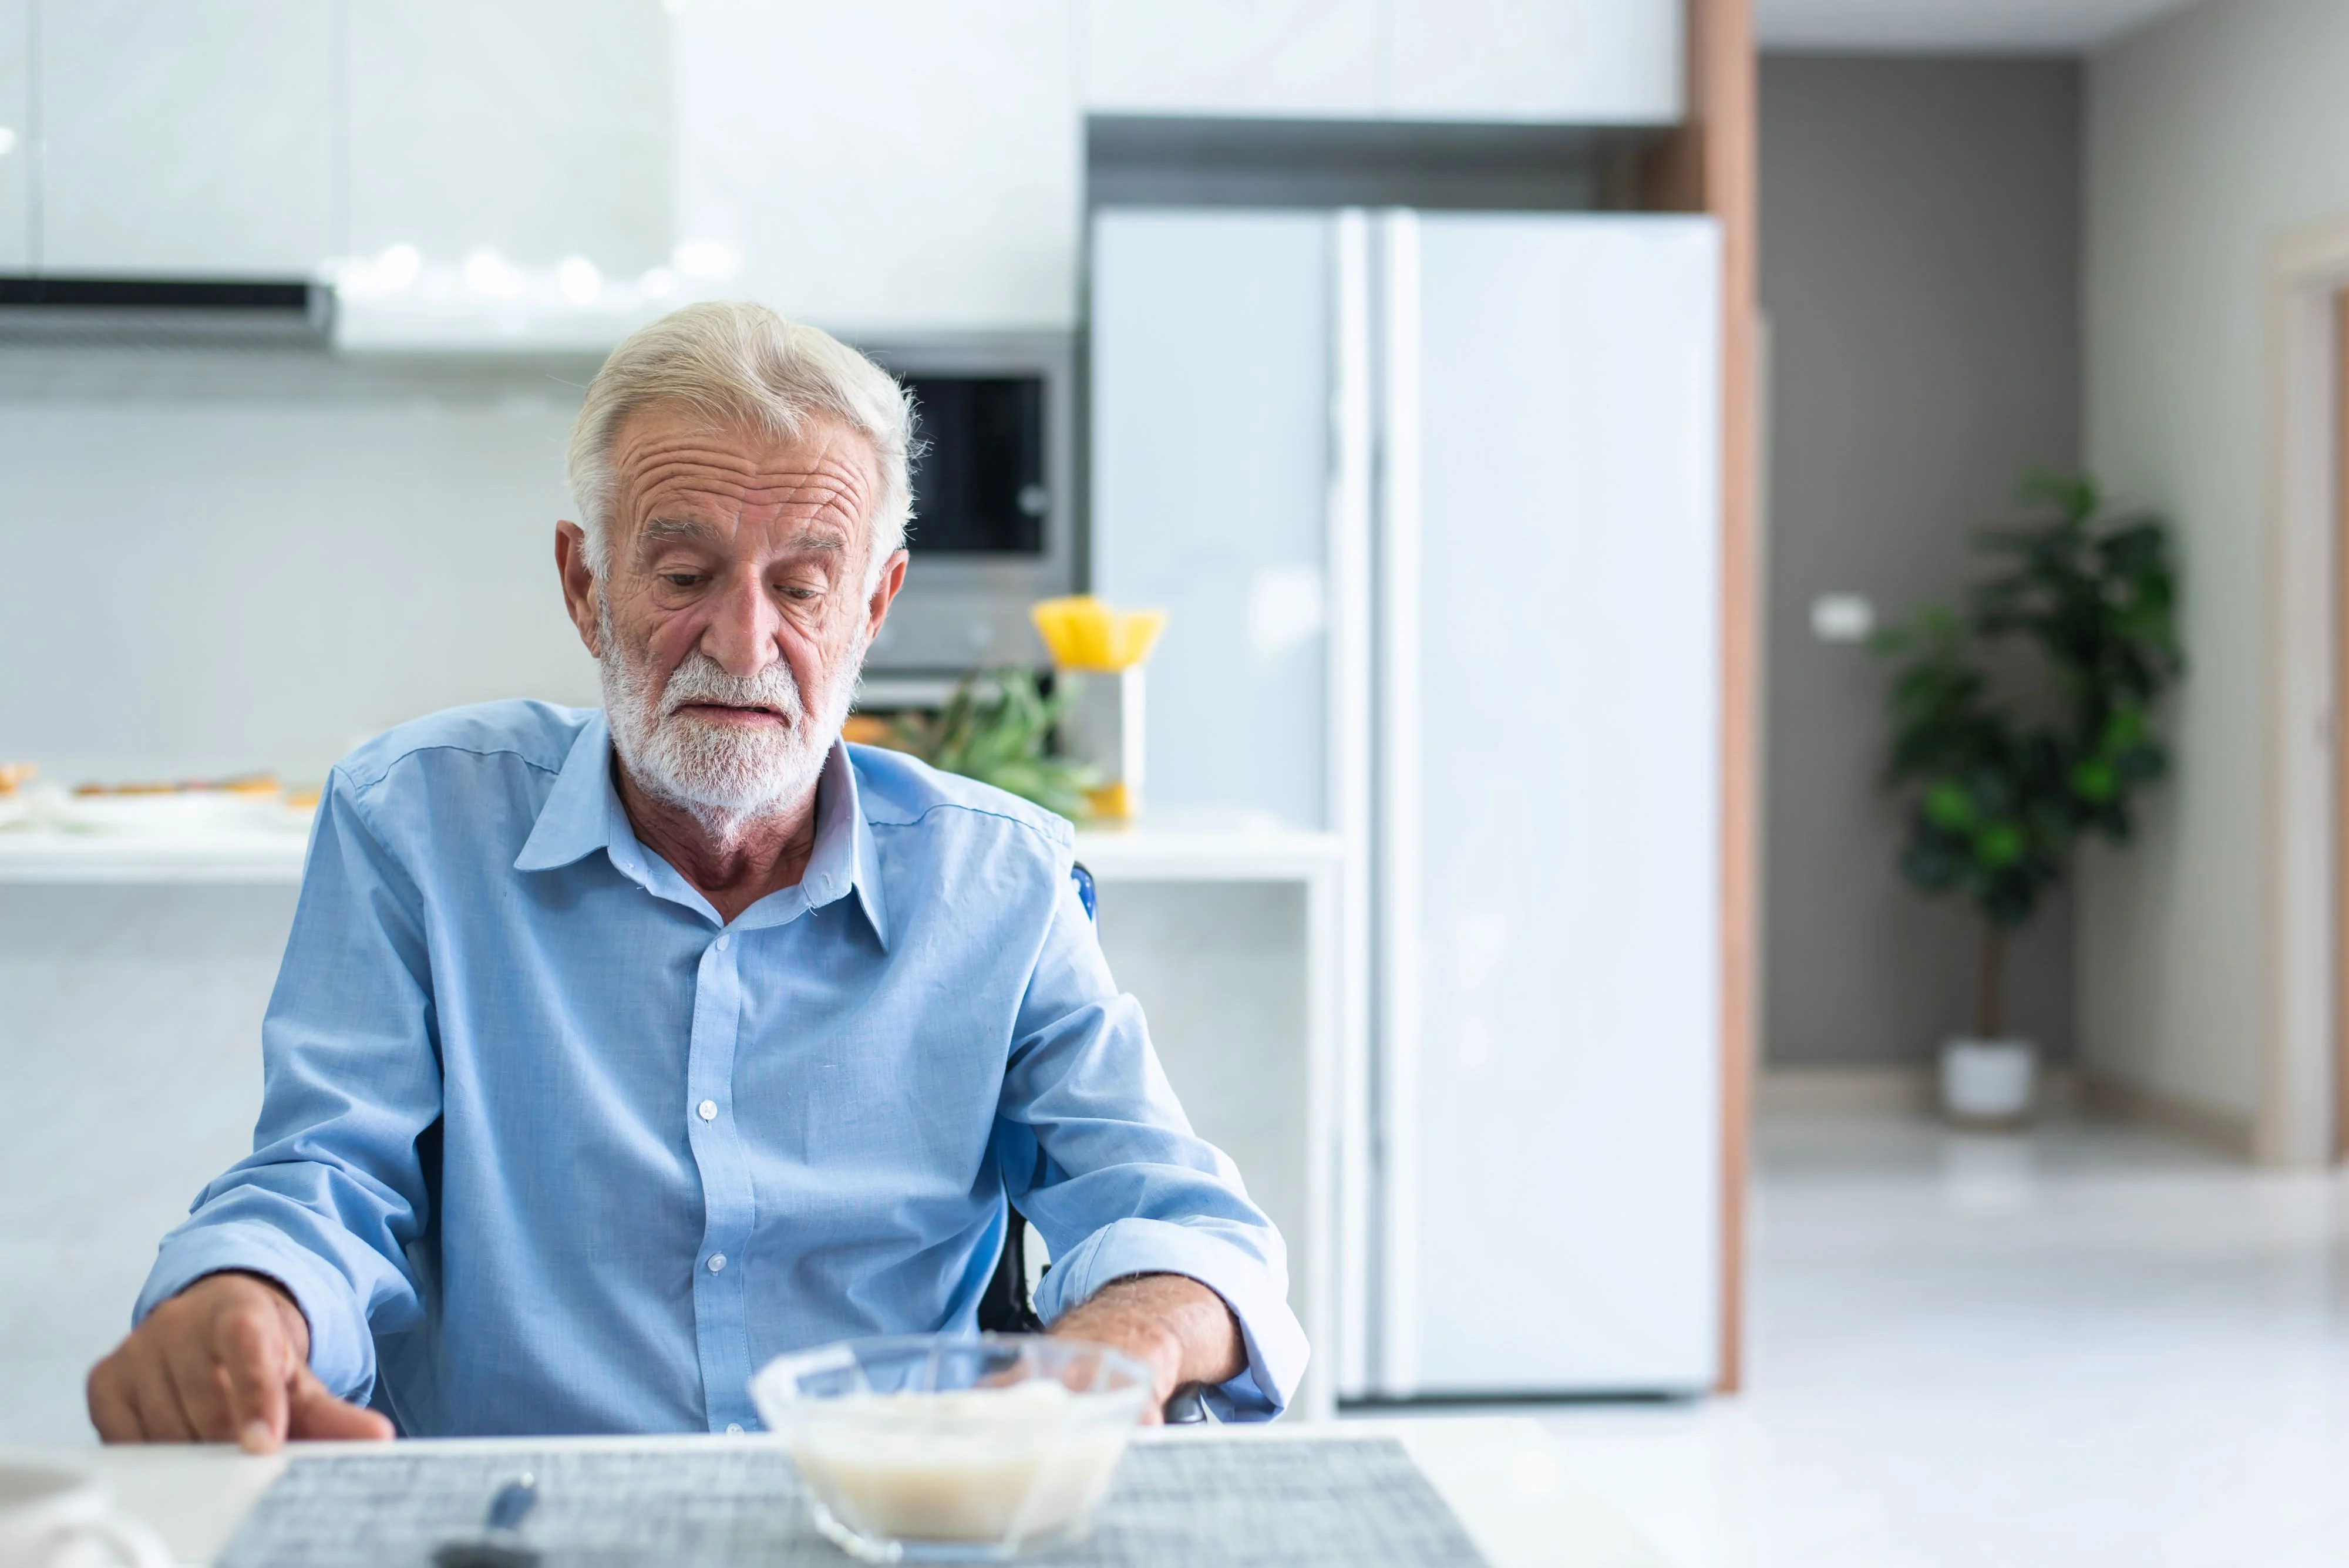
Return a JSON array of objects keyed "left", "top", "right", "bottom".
[{"left": 135, "top": 701, "right": 1304, "bottom": 1432}]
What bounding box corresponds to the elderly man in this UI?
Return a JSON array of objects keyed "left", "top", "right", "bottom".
[{"left": 87, "top": 302, "right": 1303, "bottom": 1448}]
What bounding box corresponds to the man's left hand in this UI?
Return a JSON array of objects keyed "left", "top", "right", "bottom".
[{"left": 1046, "top": 1273, "right": 1243, "bottom": 1425}]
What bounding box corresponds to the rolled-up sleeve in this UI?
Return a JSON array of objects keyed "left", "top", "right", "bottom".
[
  {"left": 134, "top": 766, "right": 442, "bottom": 1405},
  {"left": 999, "top": 871, "right": 1308, "bottom": 1419}
]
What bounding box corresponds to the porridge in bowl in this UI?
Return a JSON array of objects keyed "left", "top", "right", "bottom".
[{"left": 749, "top": 1334, "right": 1152, "bottom": 1561}]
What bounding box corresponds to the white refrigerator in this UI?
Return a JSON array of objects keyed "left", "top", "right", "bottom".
[{"left": 1092, "top": 208, "right": 1724, "bottom": 1399}]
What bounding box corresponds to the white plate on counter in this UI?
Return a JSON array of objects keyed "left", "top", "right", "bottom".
[{"left": 51, "top": 792, "right": 290, "bottom": 836}]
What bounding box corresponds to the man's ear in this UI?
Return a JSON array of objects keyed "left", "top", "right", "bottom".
[
  {"left": 555, "top": 521, "right": 603, "bottom": 658},
  {"left": 864, "top": 549, "right": 910, "bottom": 645}
]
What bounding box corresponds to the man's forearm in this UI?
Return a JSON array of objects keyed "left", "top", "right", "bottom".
[{"left": 1048, "top": 1272, "right": 1244, "bottom": 1409}]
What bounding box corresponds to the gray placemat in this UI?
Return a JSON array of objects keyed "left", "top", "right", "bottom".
[{"left": 216, "top": 1437, "right": 1489, "bottom": 1567}]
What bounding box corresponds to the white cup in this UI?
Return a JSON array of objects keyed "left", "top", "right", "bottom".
[{"left": 0, "top": 1465, "right": 171, "bottom": 1568}]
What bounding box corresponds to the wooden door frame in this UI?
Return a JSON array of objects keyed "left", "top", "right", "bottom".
[{"left": 2259, "top": 218, "right": 2349, "bottom": 1167}]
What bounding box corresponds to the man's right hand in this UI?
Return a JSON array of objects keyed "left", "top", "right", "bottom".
[{"left": 86, "top": 1271, "right": 393, "bottom": 1452}]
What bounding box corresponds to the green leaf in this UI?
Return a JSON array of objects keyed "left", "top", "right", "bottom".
[
  {"left": 886, "top": 668, "right": 1102, "bottom": 819},
  {"left": 2070, "top": 760, "right": 2116, "bottom": 802},
  {"left": 1923, "top": 779, "right": 1976, "bottom": 830},
  {"left": 1974, "top": 822, "right": 2026, "bottom": 869},
  {"left": 1873, "top": 469, "right": 2179, "bottom": 940}
]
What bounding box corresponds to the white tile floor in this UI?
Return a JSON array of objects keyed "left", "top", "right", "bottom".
[{"left": 1403, "top": 1105, "right": 2349, "bottom": 1568}]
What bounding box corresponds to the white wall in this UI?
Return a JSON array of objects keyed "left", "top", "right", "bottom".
[
  {"left": 0, "top": 886, "right": 287, "bottom": 1444},
  {"left": 0, "top": 351, "right": 603, "bottom": 783},
  {"left": 2082, "top": 0, "right": 2349, "bottom": 1123}
]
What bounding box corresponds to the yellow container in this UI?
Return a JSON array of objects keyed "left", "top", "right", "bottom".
[
  {"left": 1029, "top": 595, "right": 1167, "bottom": 673},
  {"left": 1031, "top": 597, "right": 1165, "bottom": 822}
]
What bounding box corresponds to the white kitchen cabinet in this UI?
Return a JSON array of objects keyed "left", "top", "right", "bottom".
[
  {"left": 38, "top": 0, "right": 334, "bottom": 276},
  {"left": 1082, "top": 0, "right": 1682, "bottom": 126},
  {"left": 1080, "top": 0, "right": 1380, "bottom": 119},
  {"left": 0, "top": 0, "right": 25, "bottom": 270},
  {"left": 1386, "top": 0, "right": 1682, "bottom": 124},
  {"left": 345, "top": 0, "right": 671, "bottom": 281},
  {"left": 677, "top": 0, "right": 1081, "bottom": 335}
]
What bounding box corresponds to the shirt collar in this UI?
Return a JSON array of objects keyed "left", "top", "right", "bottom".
[
  {"left": 514, "top": 714, "right": 890, "bottom": 949},
  {"left": 513, "top": 713, "right": 617, "bottom": 874},
  {"left": 805, "top": 740, "right": 891, "bottom": 949}
]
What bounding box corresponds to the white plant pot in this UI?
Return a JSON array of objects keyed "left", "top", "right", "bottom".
[{"left": 1940, "top": 1037, "right": 2038, "bottom": 1123}]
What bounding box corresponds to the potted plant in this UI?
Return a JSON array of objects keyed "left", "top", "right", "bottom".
[
  {"left": 876, "top": 668, "right": 1102, "bottom": 821},
  {"left": 1873, "top": 475, "right": 2182, "bottom": 1122}
]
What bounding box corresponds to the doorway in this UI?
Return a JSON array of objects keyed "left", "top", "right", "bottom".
[{"left": 2259, "top": 220, "right": 2349, "bottom": 1167}]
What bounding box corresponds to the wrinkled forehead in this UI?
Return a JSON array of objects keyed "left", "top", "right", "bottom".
[{"left": 608, "top": 401, "right": 881, "bottom": 551}]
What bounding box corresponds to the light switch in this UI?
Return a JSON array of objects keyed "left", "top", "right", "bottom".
[{"left": 1810, "top": 593, "right": 1876, "bottom": 643}]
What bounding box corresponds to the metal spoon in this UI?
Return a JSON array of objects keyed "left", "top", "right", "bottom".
[{"left": 432, "top": 1474, "right": 540, "bottom": 1568}]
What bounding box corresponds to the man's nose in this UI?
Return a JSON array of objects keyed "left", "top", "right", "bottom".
[{"left": 697, "top": 571, "right": 783, "bottom": 679}]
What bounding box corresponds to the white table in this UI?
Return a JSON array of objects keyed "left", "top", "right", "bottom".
[{"left": 10, "top": 1420, "right": 1664, "bottom": 1567}]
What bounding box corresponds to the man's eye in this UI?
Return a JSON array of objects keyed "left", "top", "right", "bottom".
[
  {"left": 779, "top": 586, "right": 822, "bottom": 603},
  {"left": 660, "top": 573, "right": 704, "bottom": 588}
]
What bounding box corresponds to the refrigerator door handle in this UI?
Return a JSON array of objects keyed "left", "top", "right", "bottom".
[
  {"left": 1328, "top": 208, "right": 1378, "bottom": 1404},
  {"left": 1372, "top": 208, "right": 1423, "bottom": 1400}
]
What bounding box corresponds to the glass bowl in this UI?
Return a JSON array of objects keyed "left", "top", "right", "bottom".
[{"left": 748, "top": 1333, "right": 1153, "bottom": 1562}]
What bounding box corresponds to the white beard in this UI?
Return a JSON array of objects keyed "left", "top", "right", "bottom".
[{"left": 598, "top": 601, "right": 864, "bottom": 839}]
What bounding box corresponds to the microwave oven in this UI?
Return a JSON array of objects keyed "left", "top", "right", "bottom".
[{"left": 855, "top": 334, "right": 1077, "bottom": 673}]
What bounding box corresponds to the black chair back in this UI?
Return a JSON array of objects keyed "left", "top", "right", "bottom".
[{"left": 974, "top": 862, "right": 1093, "bottom": 1334}]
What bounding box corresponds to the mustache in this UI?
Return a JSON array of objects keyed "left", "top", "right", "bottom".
[{"left": 657, "top": 654, "right": 807, "bottom": 722}]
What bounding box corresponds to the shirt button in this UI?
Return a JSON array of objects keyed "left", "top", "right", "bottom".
[
  {"left": 726, "top": 1423, "right": 744, "bottom": 1435},
  {"left": 707, "top": 1253, "right": 727, "bottom": 1273},
  {"left": 715, "top": 934, "right": 731, "bottom": 952},
  {"left": 698, "top": 1099, "right": 718, "bottom": 1122}
]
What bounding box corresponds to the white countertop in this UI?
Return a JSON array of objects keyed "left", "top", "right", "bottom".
[
  {"left": 1072, "top": 820, "right": 1342, "bottom": 881},
  {"left": 0, "top": 828, "right": 311, "bottom": 883},
  {"left": 0, "top": 819, "right": 1341, "bottom": 887},
  {"left": 10, "top": 1419, "right": 1662, "bottom": 1568}
]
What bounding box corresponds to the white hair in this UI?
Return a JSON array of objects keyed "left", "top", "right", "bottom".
[{"left": 567, "top": 301, "right": 916, "bottom": 583}]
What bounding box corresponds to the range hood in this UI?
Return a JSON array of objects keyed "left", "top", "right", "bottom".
[{"left": 0, "top": 278, "right": 334, "bottom": 348}]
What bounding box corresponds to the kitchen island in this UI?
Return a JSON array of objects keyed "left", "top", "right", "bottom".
[{"left": 0, "top": 819, "right": 1350, "bottom": 1434}]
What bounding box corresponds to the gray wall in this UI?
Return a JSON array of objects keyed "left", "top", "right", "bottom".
[{"left": 1760, "top": 54, "right": 2083, "bottom": 1065}]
